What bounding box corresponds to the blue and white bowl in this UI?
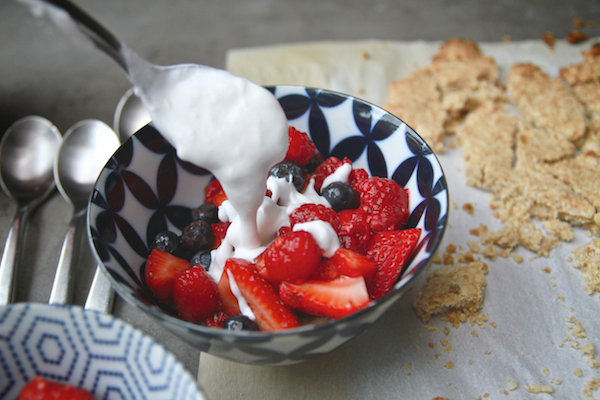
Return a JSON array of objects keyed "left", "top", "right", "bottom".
[
  {"left": 0, "top": 303, "right": 205, "bottom": 399},
  {"left": 87, "top": 85, "right": 449, "bottom": 366}
]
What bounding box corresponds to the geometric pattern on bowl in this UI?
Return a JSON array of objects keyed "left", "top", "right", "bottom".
[
  {"left": 88, "top": 85, "right": 448, "bottom": 365},
  {"left": 0, "top": 303, "right": 205, "bottom": 400}
]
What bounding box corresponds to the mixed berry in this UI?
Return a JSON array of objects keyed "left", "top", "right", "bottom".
[{"left": 143, "top": 127, "right": 420, "bottom": 331}]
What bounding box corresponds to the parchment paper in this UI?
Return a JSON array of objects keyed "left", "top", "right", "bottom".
[{"left": 198, "top": 39, "right": 600, "bottom": 400}]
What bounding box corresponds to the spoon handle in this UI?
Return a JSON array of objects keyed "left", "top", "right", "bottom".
[
  {"left": 84, "top": 266, "right": 115, "bottom": 314},
  {"left": 48, "top": 212, "right": 85, "bottom": 305},
  {"left": 40, "top": 0, "right": 129, "bottom": 73},
  {"left": 0, "top": 208, "right": 27, "bottom": 306}
]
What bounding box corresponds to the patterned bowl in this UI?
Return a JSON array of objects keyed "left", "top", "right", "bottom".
[
  {"left": 87, "top": 85, "right": 448, "bottom": 365},
  {"left": 0, "top": 303, "right": 205, "bottom": 399}
]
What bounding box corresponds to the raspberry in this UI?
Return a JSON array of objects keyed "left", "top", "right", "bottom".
[
  {"left": 337, "top": 208, "right": 371, "bottom": 254},
  {"left": 285, "top": 127, "right": 316, "bottom": 167},
  {"left": 289, "top": 203, "right": 341, "bottom": 232},
  {"left": 348, "top": 168, "right": 369, "bottom": 192},
  {"left": 359, "top": 177, "right": 409, "bottom": 232},
  {"left": 313, "top": 156, "right": 343, "bottom": 192},
  {"left": 204, "top": 179, "right": 227, "bottom": 206}
]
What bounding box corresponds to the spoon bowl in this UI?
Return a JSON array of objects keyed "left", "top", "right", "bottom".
[
  {"left": 49, "top": 119, "right": 120, "bottom": 307},
  {"left": 0, "top": 116, "right": 62, "bottom": 305},
  {"left": 114, "top": 87, "right": 151, "bottom": 142}
]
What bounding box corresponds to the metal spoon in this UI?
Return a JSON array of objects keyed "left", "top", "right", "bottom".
[
  {"left": 49, "top": 120, "right": 120, "bottom": 311},
  {"left": 114, "top": 87, "right": 151, "bottom": 143},
  {"left": 0, "top": 116, "right": 62, "bottom": 306}
]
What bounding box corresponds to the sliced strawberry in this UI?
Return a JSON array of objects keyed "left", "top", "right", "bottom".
[
  {"left": 145, "top": 248, "right": 190, "bottom": 305},
  {"left": 337, "top": 208, "right": 371, "bottom": 254},
  {"left": 226, "top": 258, "right": 300, "bottom": 331},
  {"left": 256, "top": 231, "right": 323, "bottom": 285},
  {"left": 17, "top": 376, "right": 94, "bottom": 400},
  {"left": 289, "top": 203, "right": 341, "bottom": 232},
  {"left": 279, "top": 276, "right": 370, "bottom": 319},
  {"left": 359, "top": 177, "right": 409, "bottom": 232},
  {"left": 205, "top": 310, "right": 230, "bottom": 328},
  {"left": 366, "top": 228, "right": 421, "bottom": 300},
  {"left": 311, "top": 248, "right": 376, "bottom": 282},
  {"left": 173, "top": 268, "right": 219, "bottom": 323},
  {"left": 211, "top": 222, "right": 231, "bottom": 249},
  {"left": 204, "top": 179, "right": 225, "bottom": 205},
  {"left": 217, "top": 268, "right": 242, "bottom": 317},
  {"left": 285, "top": 126, "right": 316, "bottom": 168}
]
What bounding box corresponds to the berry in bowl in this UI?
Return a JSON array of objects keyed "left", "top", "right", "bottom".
[
  {"left": 87, "top": 85, "right": 448, "bottom": 365},
  {"left": 0, "top": 303, "right": 205, "bottom": 399}
]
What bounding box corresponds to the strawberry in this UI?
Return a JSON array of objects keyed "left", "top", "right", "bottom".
[
  {"left": 204, "top": 310, "right": 230, "bottom": 328},
  {"left": 226, "top": 258, "right": 300, "bottom": 331},
  {"left": 285, "top": 126, "right": 316, "bottom": 168},
  {"left": 211, "top": 222, "right": 230, "bottom": 248},
  {"left": 17, "top": 376, "right": 94, "bottom": 400},
  {"left": 204, "top": 179, "right": 227, "bottom": 206},
  {"left": 279, "top": 276, "right": 370, "bottom": 319},
  {"left": 312, "top": 156, "right": 343, "bottom": 192},
  {"left": 256, "top": 231, "right": 323, "bottom": 285},
  {"left": 337, "top": 208, "right": 371, "bottom": 254},
  {"left": 217, "top": 268, "right": 242, "bottom": 317},
  {"left": 173, "top": 268, "right": 219, "bottom": 323},
  {"left": 145, "top": 248, "right": 190, "bottom": 305},
  {"left": 359, "top": 177, "right": 409, "bottom": 232},
  {"left": 365, "top": 228, "right": 421, "bottom": 300},
  {"left": 289, "top": 203, "right": 341, "bottom": 233},
  {"left": 311, "top": 248, "right": 376, "bottom": 282}
]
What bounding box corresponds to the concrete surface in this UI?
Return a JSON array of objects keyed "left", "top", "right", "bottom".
[{"left": 0, "top": 0, "right": 598, "bottom": 379}]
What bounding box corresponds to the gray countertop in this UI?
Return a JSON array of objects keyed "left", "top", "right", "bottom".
[{"left": 1, "top": 0, "right": 598, "bottom": 381}]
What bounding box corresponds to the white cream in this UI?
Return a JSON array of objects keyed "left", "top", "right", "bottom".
[
  {"left": 321, "top": 162, "right": 352, "bottom": 191},
  {"left": 226, "top": 269, "right": 255, "bottom": 321},
  {"left": 293, "top": 220, "right": 340, "bottom": 258}
]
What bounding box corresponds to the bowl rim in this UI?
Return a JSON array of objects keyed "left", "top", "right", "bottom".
[{"left": 86, "top": 84, "right": 449, "bottom": 340}]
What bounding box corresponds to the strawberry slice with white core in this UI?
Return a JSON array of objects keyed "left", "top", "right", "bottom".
[
  {"left": 279, "top": 276, "right": 371, "bottom": 319},
  {"left": 225, "top": 258, "right": 300, "bottom": 331}
]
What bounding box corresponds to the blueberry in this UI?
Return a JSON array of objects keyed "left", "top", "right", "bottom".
[
  {"left": 269, "top": 161, "right": 304, "bottom": 191},
  {"left": 321, "top": 182, "right": 360, "bottom": 212},
  {"left": 190, "top": 250, "right": 211, "bottom": 271},
  {"left": 180, "top": 220, "right": 214, "bottom": 251},
  {"left": 150, "top": 231, "right": 181, "bottom": 254},
  {"left": 191, "top": 203, "right": 219, "bottom": 224},
  {"left": 222, "top": 315, "right": 259, "bottom": 332}
]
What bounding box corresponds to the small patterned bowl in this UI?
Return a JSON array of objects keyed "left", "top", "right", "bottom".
[
  {"left": 0, "top": 303, "right": 205, "bottom": 399},
  {"left": 87, "top": 85, "right": 449, "bottom": 365}
]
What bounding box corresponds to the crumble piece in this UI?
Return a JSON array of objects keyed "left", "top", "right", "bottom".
[
  {"left": 463, "top": 203, "right": 474, "bottom": 215},
  {"left": 559, "top": 43, "right": 600, "bottom": 86},
  {"left": 542, "top": 219, "right": 575, "bottom": 242},
  {"left": 507, "top": 380, "right": 518, "bottom": 391},
  {"left": 508, "top": 63, "right": 587, "bottom": 143},
  {"left": 575, "top": 368, "right": 584, "bottom": 377},
  {"left": 384, "top": 69, "right": 446, "bottom": 153},
  {"left": 571, "top": 239, "right": 600, "bottom": 295},
  {"left": 584, "top": 378, "right": 600, "bottom": 400},
  {"left": 413, "top": 261, "right": 488, "bottom": 327},
  {"left": 443, "top": 361, "right": 453, "bottom": 369}
]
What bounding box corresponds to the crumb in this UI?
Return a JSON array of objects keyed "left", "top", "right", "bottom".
[
  {"left": 551, "top": 379, "right": 561, "bottom": 385},
  {"left": 444, "top": 327, "right": 450, "bottom": 335},
  {"left": 568, "top": 316, "right": 587, "bottom": 339},
  {"left": 425, "top": 324, "right": 440, "bottom": 333},
  {"left": 584, "top": 378, "right": 600, "bottom": 400},
  {"left": 471, "top": 331, "right": 479, "bottom": 338},
  {"left": 567, "top": 30, "right": 589, "bottom": 44},
  {"left": 484, "top": 350, "right": 491, "bottom": 355},
  {"left": 469, "top": 360, "right": 473, "bottom": 365},
  {"left": 500, "top": 390, "right": 508, "bottom": 395},
  {"left": 512, "top": 254, "right": 524, "bottom": 263},
  {"left": 483, "top": 393, "right": 490, "bottom": 398},
  {"left": 429, "top": 342, "right": 435, "bottom": 348},
  {"left": 434, "top": 354, "right": 439, "bottom": 359},
  {"left": 432, "top": 253, "right": 443, "bottom": 264},
  {"left": 406, "top": 363, "right": 412, "bottom": 370},
  {"left": 543, "top": 367, "right": 550, "bottom": 376},
  {"left": 443, "top": 253, "right": 455, "bottom": 265},
  {"left": 467, "top": 241, "right": 482, "bottom": 254},
  {"left": 542, "top": 267, "right": 552, "bottom": 274},
  {"left": 575, "top": 368, "right": 583, "bottom": 377},
  {"left": 507, "top": 380, "right": 518, "bottom": 390},
  {"left": 432, "top": 397, "right": 449, "bottom": 400},
  {"left": 360, "top": 50, "right": 370, "bottom": 60},
  {"left": 525, "top": 384, "right": 553, "bottom": 394},
  {"left": 489, "top": 322, "right": 497, "bottom": 328},
  {"left": 557, "top": 296, "right": 565, "bottom": 301},
  {"left": 444, "top": 361, "right": 453, "bottom": 369},
  {"left": 463, "top": 203, "right": 474, "bottom": 215},
  {"left": 441, "top": 339, "right": 450, "bottom": 346},
  {"left": 574, "top": 18, "right": 585, "bottom": 28},
  {"left": 542, "top": 32, "right": 556, "bottom": 49},
  {"left": 502, "top": 35, "right": 511, "bottom": 43},
  {"left": 457, "top": 251, "right": 476, "bottom": 264},
  {"left": 443, "top": 346, "right": 452, "bottom": 355}
]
